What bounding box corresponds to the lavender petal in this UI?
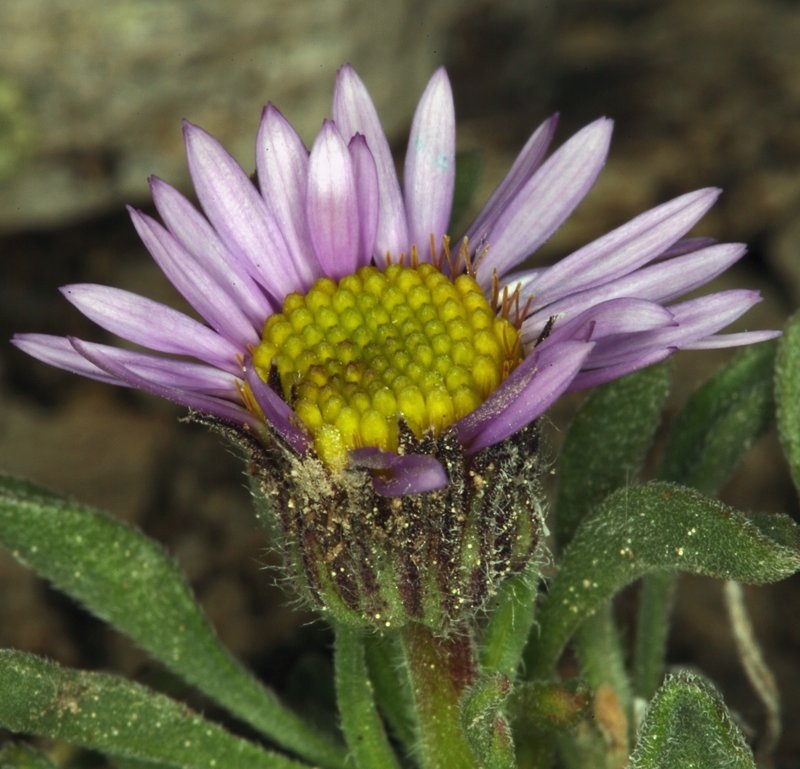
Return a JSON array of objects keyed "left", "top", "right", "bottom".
[
  {"left": 349, "top": 448, "right": 449, "bottom": 496},
  {"left": 306, "top": 121, "right": 361, "bottom": 280},
  {"left": 477, "top": 118, "right": 613, "bottom": 285},
  {"left": 332, "top": 65, "right": 409, "bottom": 262},
  {"left": 520, "top": 243, "right": 747, "bottom": 340},
  {"left": 403, "top": 68, "right": 455, "bottom": 260},
  {"left": 348, "top": 134, "right": 380, "bottom": 265},
  {"left": 183, "top": 121, "right": 319, "bottom": 298},
  {"left": 243, "top": 360, "right": 310, "bottom": 454},
  {"left": 129, "top": 208, "right": 259, "bottom": 347},
  {"left": 255, "top": 104, "right": 314, "bottom": 265},
  {"left": 528, "top": 188, "right": 721, "bottom": 306},
  {"left": 568, "top": 347, "right": 674, "bottom": 391},
  {"left": 70, "top": 338, "right": 257, "bottom": 427},
  {"left": 148, "top": 177, "right": 273, "bottom": 327},
  {"left": 12, "top": 333, "right": 128, "bottom": 386},
  {"left": 465, "top": 114, "right": 559, "bottom": 248},
  {"left": 61, "top": 284, "right": 241, "bottom": 373},
  {"left": 457, "top": 340, "right": 594, "bottom": 453}
]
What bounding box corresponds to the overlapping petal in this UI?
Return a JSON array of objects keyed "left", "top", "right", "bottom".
[
  {"left": 519, "top": 242, "right": 748, "bottom": 341},
  {"left": 475, "top": 118, "right": 613, "bottom": 284},
  {"left": 129, "top": 207, "right": 259, "bottom": 348},
  {"left": 306, "top": 121, "right": 361, "bottom": 279},
  {"left": 348, "top": 134, "right": 379, "bottom": 260},
  {"left": 456, "top": 340, "right": 595, "bottom": 453},
  {"left": 60, "top": 284, "right": 241, "bottom": 373},
  {"left": 333, "top": 64, "right": 408, "bottom": 262},
  {"left": 148, "top": 177, "right": 273, "bottom": 327},
  {"left": 256, "top": 105, "right": 313, "bottom": 265},
  {"left": 184, "top": 121, "right": 319, "bottom": 298},
  {"left": 523, "top": 188, "right": 720, "bottom": 306},
  {"left": 465, "top": 114, "right": 558, "bottom": 247}
]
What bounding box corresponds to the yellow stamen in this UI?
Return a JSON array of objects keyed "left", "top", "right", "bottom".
[{"left": 253, "top": 262, "right": 522, "bottom": 471}]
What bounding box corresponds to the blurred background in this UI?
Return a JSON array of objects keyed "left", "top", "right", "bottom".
[{"left": 1, "top": 0, "right": 799, "bottom": 765}]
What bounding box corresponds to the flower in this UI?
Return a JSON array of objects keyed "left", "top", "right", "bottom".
[{"left": 13, "top": 65, "right": 777, "bottom": 497}]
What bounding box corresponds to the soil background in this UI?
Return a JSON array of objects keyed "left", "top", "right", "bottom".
[{"left": 2, "top": 0, "right": 799, "bottom": 766}]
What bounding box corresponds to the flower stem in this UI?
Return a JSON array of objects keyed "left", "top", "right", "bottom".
[
  {"left": 399, "top": 623, "right": 478, "bottom": 769},
  {"left": 333, "top": 624, "right": 402, "bottom": 769}
]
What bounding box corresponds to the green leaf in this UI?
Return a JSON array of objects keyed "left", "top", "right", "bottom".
[
  {"left": 363, "top": 633, "right": 416, "bottom": 751},
  {"left": 0, "top": 651, "right": 308, "bottom": 769},
  {"left": 461, "top": 674, "right": 515, "bottom": 769},
  {"left": 0, "top": 476, "right": 345, "bottom": 769},
  {"left": 554, "top": 365, "right": 669, "bottom": 726},
  {"left": 526, "top": 482, "right": 800, "bottom": 677},
  {"left": 660, "top": 341, "right": 776, "bottom": 494},
  {"left": 507, "top": 681, "right": 590, "bottom": 769},
  {"left": 480, "top": 565, "right": 538, "bottom": 679},
  {"left": 556, "top": 364, "right": 671, "bottom": 550},
  {"left": 636, "top": 343, "right": 777, "bottom": 699},
  {"left": 0, "top": 742, "right": 57, "bottom": 769},
  {"left": 333, "top": 626, "right": 402, "bottom": 769},
  {"left": 629, "top": 672, "right": 756, "bottom": 769},
  {"left": 574, "top": 608, "right": 632, "bottom": 721},
  {"left": 776, "top": 311, "right": 800, "bottom": 493},
  {"left": 632, "top": 571, "right": 676, "bottom": 700}
]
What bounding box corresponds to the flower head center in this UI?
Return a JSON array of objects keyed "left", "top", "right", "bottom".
[{"left": 253, "top": 263, "right": 521, "bottom": 470}]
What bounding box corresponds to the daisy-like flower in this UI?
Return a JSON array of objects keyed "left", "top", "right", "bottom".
[{"left": 13, "top": 66, "right": 778, "bottom": 629}]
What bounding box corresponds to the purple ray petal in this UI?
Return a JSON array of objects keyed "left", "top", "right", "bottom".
[
  {"left": 654, "top": 236, "right": 717, "bottom": 260},
  {"left": 255, "top": 104, "right": 314, "bottom": 264},
  {"left": 465, "top": 114, "right": 559, "bottom": 248},
  {"left": 583, "top": 290, "right": 765, "bottom": 370},
  {"left": 243, "top": 360, "right": 310, "bottom": 454},
  {"left": 683, "top": 330, "right": 781, "bottom": 349},
  {"left": 306, "top": 120, "right": 361, "bottom": 280},
  {"left": 12, "top": 333, "right": 129, "bottom": 386},
  {"left": 528, "top": 188, "right": 721, "bottom": 306},
  {"left": 61, "top": 284, "right": 241, "bottom": 373},
  {"left": 332, "top": 65, "right": 409, "bottom": 262},
  {"left": 349, "top": 448, "right": 449, "bottom": 496},
  {"left": 457, "top": 340, "right": 594, "bottom": 453},
  {"left": 544, "top": 298, "right": 676, "bottom": 346},
  {"left": 349, "top": 134, "right": 379, "bottom": 265},
  {"left": 69, "top": 338, "right": 257, "bottom": 427},
  {"left": 183, "top": 121, "right": 319, "bottom": 298},
  {"left": 403, "top": 67, "right": 455, "bottom": 260},
  {"left": 129, "top": 208, "right": 259, "bottom": 348},
  {"left": 53, "top": 336, "right": 242, "bottom": 397},
  {"left": 519, "top": 243, "right": 747, "bottom": 340},
  {"left": 476, "top": 118, "right": 613, "bottom": 284},
  {"left": 568, "top": 347, "right": 674, "bottom": 391},
  {"left": 148, "top": 177, "right": 273, "bottom": 327}
]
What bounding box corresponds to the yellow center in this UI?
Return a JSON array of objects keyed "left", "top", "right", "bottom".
[{"left": 253, "top": 262, "right": 521, "bottom": 471}]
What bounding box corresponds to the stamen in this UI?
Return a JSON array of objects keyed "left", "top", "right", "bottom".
[{"left": 253, "top": 262, "right": 522, "bottom": 471}]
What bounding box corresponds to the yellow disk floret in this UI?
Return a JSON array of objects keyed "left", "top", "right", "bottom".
[{"left": 253, "top": 263, "right": 522, "bottom": 471}]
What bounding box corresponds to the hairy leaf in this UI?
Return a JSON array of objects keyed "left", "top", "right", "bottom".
[{"left": 527, "top": 483, "right": 800, "bottom": 677}]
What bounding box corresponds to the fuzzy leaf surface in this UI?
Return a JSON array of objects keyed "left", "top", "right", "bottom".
[
  {"left": 0, "top": 475, "right": 344, "bottom": 769},
  {"left": 556, "top": 364, "right": 670, "bottom": 550},
  {"left": 776, "top": 311, "right": 800, "bottom": 493},
  {"left": 0, "top": 651, "right": 307, "bottom": 769},
  {"left": 527, "top": 482, "right": 800, "bottom": 676},
  {"left": 628, "top": 672, "right": 755, "bottom": 769},
  {"left": 660, "top": 341, "right": 776, "bottom": 493}
]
